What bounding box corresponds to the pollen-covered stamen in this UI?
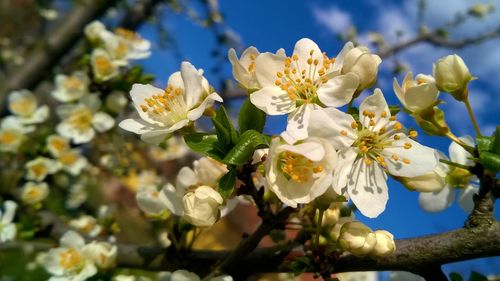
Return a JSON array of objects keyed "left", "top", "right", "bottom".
[
  {"left": 274, "top": 49, "right": 334, "bottom": 104},
  {"left": 279, "top": 151, "right": 324, "bottom": 183},
  {"left": 94, "top": 55, "right": 113, "bottom": 75},
  {"left": 247, "top": 54, "right": 256, "bottom": 72},
  {"left": 0, "top": 130, "right": 18, "bottom": 145},
  {"left": 140, "top": 86, "right": 188, "bottom": 126},
  {"left": 64, "top": 76, "right": 83, "bottom": 91},
  {"left": 59, "top": 247, "right": 83, "bottom": 270}
]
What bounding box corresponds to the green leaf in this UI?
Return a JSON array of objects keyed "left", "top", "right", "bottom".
[
  {"left": 449, "top": 272, "right": 463, "bottom": 281},
  {"left": 238, "top": 98, "right": 266, "bottom": 133},
  {"left": 289, "top": 256, "right": 315, "bottom": 276},
  {"left": 480, "top": 152, "right": 500, "bottom": 172},
  {"left": 468, "top": 271, "right": 488, "bottom": 281},
  {"left": 476, "top": 136, "right": 492, "bottom": 153},
  {"left": 217, "top": 167, "right": 236, "bottom": 199},
  {"left": 223, "top": 130, "right": 269, "bottom": 165},
  {"left": 491, "top": 126, "right": 500, "bottom": 155},
  {"left": 184, "top": 133, "right": 225, "bottom": 161},
  {"left": 213, "top": 106, "right": 239, "bottom": 150},
  {"left": 389, "top": 105, "right": 401, "bottom": 116}
]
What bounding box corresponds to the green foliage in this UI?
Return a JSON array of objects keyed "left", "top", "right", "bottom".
[
  {"left": 184, "top": 133, "right": 225, "bottom": 161},
  {"left": 217, "top": 166, "right": 236, "bottom": 199},
  {"left": 468, "top": 271, "right": 488, "bottom": 281},
  {"left": 289, "top": 256, "right": 315, "bottom": 276},
  {"left": 449, "top": 272, "right": 464, "bottom": 281},
  {"left": 223, "top": 130, "right": 269, "bottom": 165},
  {"left": 476, "top": 127, "right": 500, "bottom": 172},
  {"left": 238, "top": 98, "right": 266, "bottom": 134},
  {"left": 212, "top": 106, "right": 239, "bottom": 150},
  {"left": 389, "top": 104, "right": 401, "bottom": 116}
]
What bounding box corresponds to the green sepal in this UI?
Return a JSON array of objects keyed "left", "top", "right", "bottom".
[{"left": 217, "top": 166, "right": 236, "bottom": 199}]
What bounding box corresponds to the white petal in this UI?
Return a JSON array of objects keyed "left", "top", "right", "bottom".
[
  {"left": 176, "top": 167, "right": 197, "bottom": 193},
  {"left": 281, "top": 104, "right": 312, "bottom": 142},
  {"left": 359, "top": 89, "right": 390, "bottom": 129},
  {"left": 255, "top": 52, "right": 286, "bottom": 87},
  {"left": 293, "top": 38, "right": 323, "bottom": 71},
  {"left": 331, "top": 41, "right": 354, "bottom": 72},
  {"left": 279, "top": 138, "right": 325, "bottom": 161},
  {"left": 449, "top": 135, "right": 474, "bottom": 166},
  {"left": 162, "top": 183, "right": 184, "bottom": 216},
  {"left": 458, "top": 184, "right": 478, "bottom": 213},
  {"left": 60, "top": 230, "right": 85, "bottom": 248},
  {"left": 0, "top": 223, "right": 16, "bottom": 242},
  {"left": 383, "top": 137, "right": 438, "bottom": 177},
  {"left": 419, "top": 185, "right": 454, "bottom": 212},
  {"left": 93, "top": 112, "right": 115, "bottom": 132},
  {"left": 347, "top": 159, "right": 388, "bottom": 218},
  {"left": 181, "top": 61, "right": 204, "bottom": 109},
  {"left": 140, "top": 129, "right": 171, "bottom": 145},
  {"left": 332, "top": 149, "right": 358, "bottom": 194},
  {"left": 308, "top": 107, "right": 356, "bottom": 149},
  {"left": 129, "top": 83, "right": 164, "bottom": 125},
  {"left": 119, "top": 118, "right": 158, "bottom": 134},
  {"left": 250, "top": 86, "right": 294, "bottom": 115},
  {"left": 317, "top": 73, "right": 358, "bottom": 107},
  {"left": 187, "top": 92, "right": 223, "bottom": 121},
  {"left": 1, "top": 200, "right": 17, "bottom": 224}
]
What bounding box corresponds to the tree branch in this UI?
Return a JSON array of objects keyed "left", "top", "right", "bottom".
[{"left": 378, "top": 26, "right": 500, "bottom": 58}]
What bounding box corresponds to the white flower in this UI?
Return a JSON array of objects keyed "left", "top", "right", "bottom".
[
  {"left": 136, "top": 187, "right": 173, "bottom": 219},
  {"left": 171, "top": 270, "right": 201, "bottom": 281},
  {"left": 119, "top": 62, "right": 223, "bottom": 144},
  {"left": 419, "top": 136, "right": 478, "bottom": 213},
  {"left": 339, "top": 42, "right": 382, "bottom": 91},
  {"left": 433, "top": 54, "right": 473, "bottom": 100},
  {"left": 182, "top": 185, "right": 224, "bottom": 227},
  {"left": 331, "top": 217, "right": 355, "bottom": 241},
  {"left": 338, "top": 221, "right": 377, "bottom": 256},
  {"left": 123, "top": 169, "right": 161, "bottom": 192},
  {"left": 42, "top": 231, "right": 97, "bottom": 281},
  {"left": 393, "top": 72, "right": 439, "bottom": 113},
  {"left": 397, "top": 153, "right": 447, "bottom": 192},
  {"left": 52, "top": 71, "right": 90, "bottom": 103},
  {"left": 250, "top": 38, "right": 359, "bottom": 142},
  {"left": 309, "top": 89, "right": 438, "bottom": 218},
  {"left": 21, "top": 181, "right": 49, "bottom": 205},
  {"left": 81, "top": 241, "right": 117, "bottom": 270},
  {"left": 264, "top": 136, "right": 337, "bottom": 207},
  {"left": 228, "top": 46, "right": 260, "bottom": 90},
  {"left": 46, "top": 134, "right": 71, "bottom": 157},
  {"left": 0, "top": 200, "right": 17, "bottom": 243},
  {"left": 371, "top": 230, "right": 396, "bottom": 257},
  {"left": 56, "top": 95, "right": 115, "bottom": 144},
  {"left": 105, "top": 91, "right": 128, "bottom": 113},
  {"left": 8, "top": 90, "right": 49, "bottom": 124},
  {"left": 0, "top": 117, "right": 32, "bottom": 152},
  {"left": 25, "top": 157, "right": 61, "bottom": 182},
  {"left": 67, "top": 183, "right": 88, "bottom": 209},
  {"left": 103, "top": 27, "right": 151, "bottom": 64},
  {"left": 91, "top": 48, "right": 120, "bottom": 81},
  {"left": 84, "top": 20, "right": 106, "bottom": 43},
  {"left": 148, "top": 135, "right": 190, "bottom": 162},
  {"left": 56, "top": 149, "right": 88, "bottom": 176},
  {"left": 69, "top": 215, "right": 102, "bottom": 238}
]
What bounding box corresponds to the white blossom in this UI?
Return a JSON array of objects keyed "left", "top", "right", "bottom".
[
  {"left": 21, "top": 181, "right": 49, "bottom": 205},
  {"left": 393, "top": 72, "right": 439, "bottom": 113},
  {"left": 7, "top": 90, "right": 49, "bottom": 124},
  {"left": 0, "top": 200, "right": 17, "bottom": 243},
  {"left": 52, "top": 71, "right": 90, "bottom": 103}
]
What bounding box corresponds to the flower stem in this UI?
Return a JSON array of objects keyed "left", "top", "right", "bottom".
[
  {"left": 439, "top": 158, "right": 471, "bottom": 170},
  {"left": 463, "top": 98, "right": 482, "bottom": 137},
  {"left": 315, "top": 208, "right": 324, "bottom": 250},
  {"left": 445, "top": 132, "right": 475, "bottom": 154}
]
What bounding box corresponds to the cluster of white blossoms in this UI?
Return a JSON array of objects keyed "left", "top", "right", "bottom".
[
  {"left": 40, "top": 231, "right": 116, "bottom": 281},
  {"left": 228, "top": 38, "right": 439, "bottom": 218},
  {"left": 85, "top": 20, "right": 151, "bottom": 81},
  {"left": 136, "top": 157, "right": 236, "bottom": 227}
]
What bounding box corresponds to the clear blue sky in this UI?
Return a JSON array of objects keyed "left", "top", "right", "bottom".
[{"left": 138, "top": 0, "right": 500, "bottom": 278}]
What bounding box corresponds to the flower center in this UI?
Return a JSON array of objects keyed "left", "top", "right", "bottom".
[
  {"left": 59, "top": 247, "right": 83, "bottom": 270},
  {"left": 31, "top": 163, "right": 48, "bottom": 178},
  {"left": 247, "top": 54, "right": 256, "bottom": 73},
  {"left": 348, "top": 110, "right": 416, "bottom": 167},
  {"left": 95, "top": 55, "right": 113, "bottom": 75},
  {"left": 274, "top": 50, "right": 335, "bottom": 105},
  {"left": 139, "top": 85, "right": 188, "bottom": 126},
  {"left": 10, "top": 97, "right": 36, "bottom": 117},
  {"left": 0, "top": 130, "right": 18, "bottom": 145},
  {"left": 49, "top": 138, "right": 69, "bottom": 154},
  {"left": 279, "top": 151, "right": 324, "bottom": 183},
  {"left": 59, "top": 151, "right": 78, "bottom": 165},
  {"left": 64, "top": 76, "right": 83, "bottom": 91},
  {"left": 115, "top": 28, "right": 141, "bottom": 42},
  {"left": 25, "top": 187, "right": 41, "bottom": 200},
  {"left": 68, "top": 107, "right": 94, "bottom": 132}
]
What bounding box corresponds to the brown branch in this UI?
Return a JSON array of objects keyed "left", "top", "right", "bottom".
[{"left": 378, "top": 26, "right": 500, "bottom": 58}]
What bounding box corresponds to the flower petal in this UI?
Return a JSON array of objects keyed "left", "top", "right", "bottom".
[
  {"left": 255, "top": 52, "right": 286, "bottom": 87},
  {"left": 308, "top": 107, "right": 356, "bottom": 149},
  {"left": 418, "top": 185, "right": 454, "bottom": 212},
  {"left": 176, "top": 167, "right": 197, "bottom": 194},
  {"left": 293, "top": 38, "right": 323, "bottom": 71},
  {"left": 347, "top": 159, "right": 388, "bottom": 218},
  {"left": 187, "top": 92, "right": 223, "bottom": 121},
  {"left": 162, "top": 183, "right": 184, "bottom": 216},
  {"left": 181, "top": 61, "right": 204, "bottom": 109},
  {"left": 281, "top": 104, "right": 313, "bottom": 143},
  {"left": 332, "top": 148, "right": 358, "bottom": 194},
  {"left": 279, "top": 138, "right": 325, "bottom": 161},
  {"left": 383, "top": 137, "right": 438, "bottom": 177},
  {"left": 331, "top": 41, "right": 354, "bottom": 72},
  {"left": 458, "top": 184, "right": 478, "bottom": 213},
  {"left": 129, "top": 83, "right": 164, "bottom": 125},
  {"left": 449, "top": 135, "right": 474, "bottom": 166},
  {"left": 250, "top": 86, "right": 294, "bottom": 115},
  {"left": 359, "top": 88, "right": 390, "bottom": 129},
  {"left": 93, "top": 112, "right": 115, "bottom": 132},
  {"left": 317, "top": 73, "right": 358, "bottom": 107},
  {"left": 60, "top": 230, "right": 85, "bottom": 248}
]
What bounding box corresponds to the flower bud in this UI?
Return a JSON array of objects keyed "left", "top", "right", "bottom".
[
  {"left": 393, "top": 72, "right": 439, "bottom": 113},
  {"left": 82, "top": 241, "right": 117, "bottom": 269},
  {"left": 182, "top": 186, "right": 223, "bottom": 227},
  {"left": 105, "top": 91, "right": 128, "bottom": 113},
  {"left": 372, "top": 230, "right": 396, "bottom": 257},
  {"left": 315, "top": 206, "right": 341, "bottom": 227},
  {"left": 342, "top": 46, "right": 381, "bottom": 91},
  {"left": 433, "top": 54, "right": 473, "bottom": 101},
  {"left": 397, "top": 160, "right": 447, "bottom": 192},
  {"left": 330, "top": 217, "right": 354, "bottom": 241},
  {"left": 338, "top": 221, "right": 376, "bottom": 256}
]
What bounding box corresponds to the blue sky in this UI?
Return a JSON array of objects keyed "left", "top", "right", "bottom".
[{"left": 138, "top": 0, "right": 500, "bottom": 278}]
